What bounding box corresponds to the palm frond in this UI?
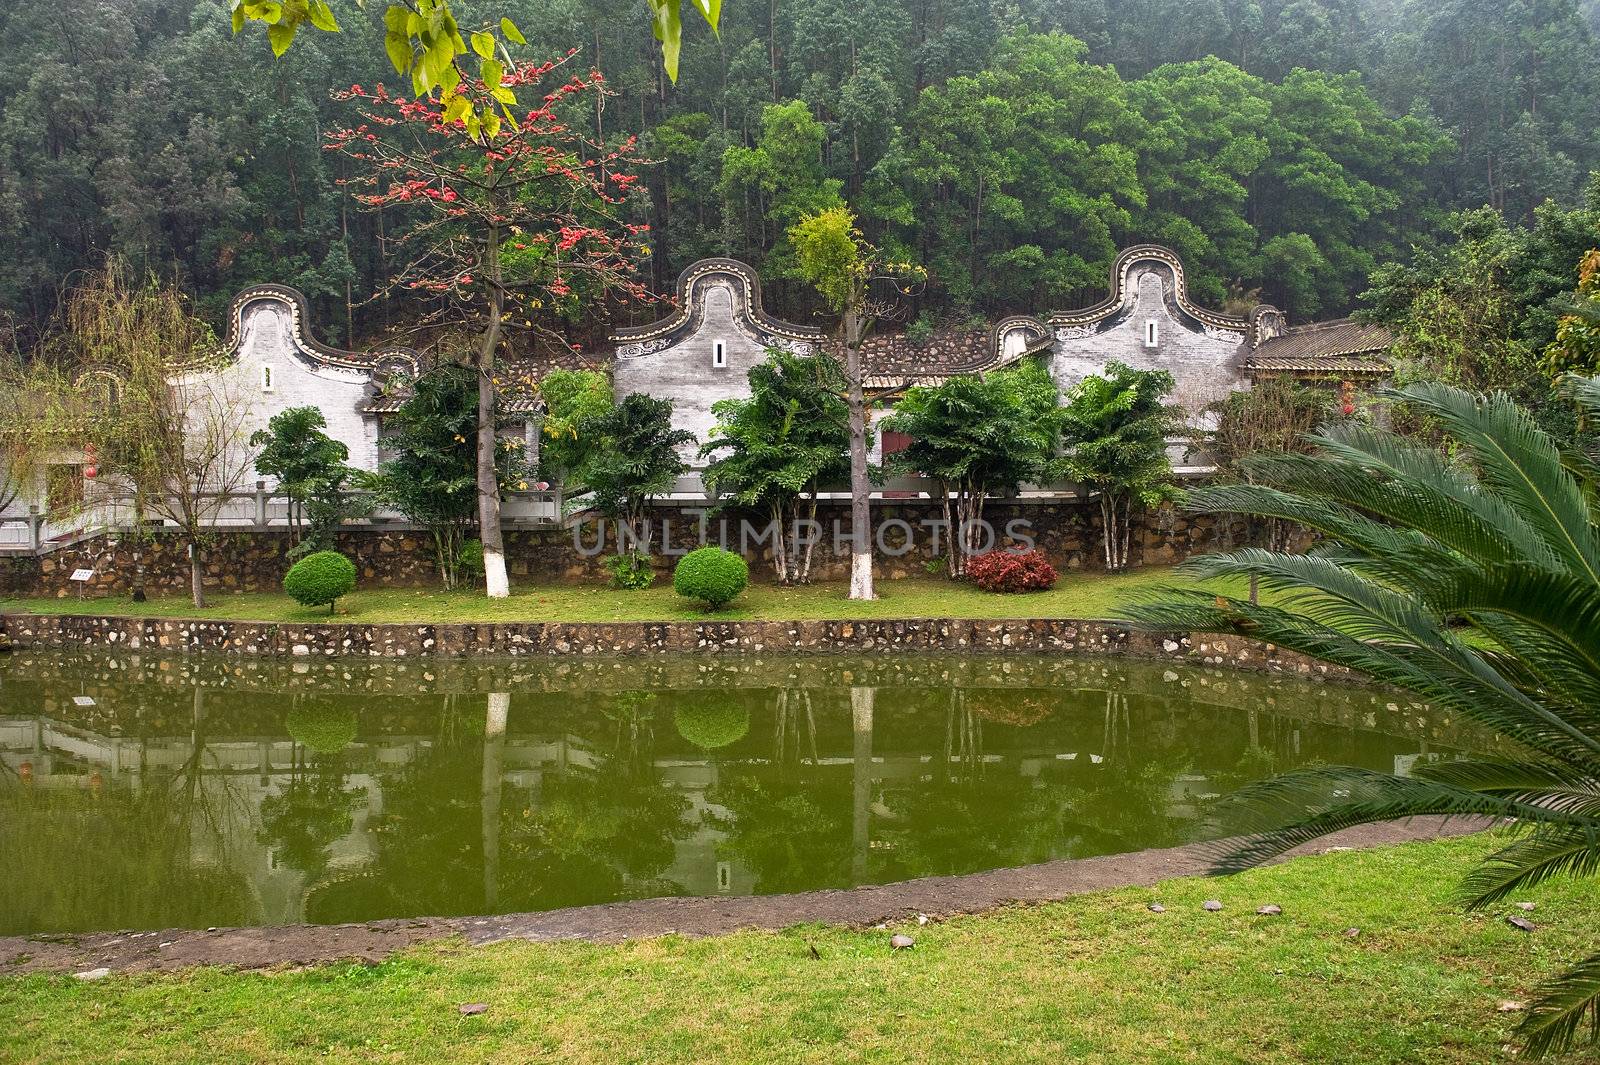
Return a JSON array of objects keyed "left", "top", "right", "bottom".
[
  {"left": 1518, "top": 949, "right": 1600, "bottom": 1059},
  {"left": 1126, "top": 587, "right": 1600, "bottom": 765},
  {"left": 1458, "top": 823, "right": 1600, "bottom": 907},
  {"left": 1204, "top": 764, "right": 1552, "bottom": 872},
  {"left": 1414, "top": 759, "right": 1600, "bottom": 817},
  {"left": 1387, "top": 382, "right": 1600, "bottom": 587}
]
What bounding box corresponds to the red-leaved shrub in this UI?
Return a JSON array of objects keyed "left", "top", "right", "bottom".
[{"left": 965, "top": 549, "right": 1058, "bottom": 593}]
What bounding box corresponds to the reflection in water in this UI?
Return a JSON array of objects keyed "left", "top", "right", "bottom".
[{"left": 0, "top": 652, "right": 1469, "bottom": 935}]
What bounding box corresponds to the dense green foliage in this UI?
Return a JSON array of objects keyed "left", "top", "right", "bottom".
[
  {"left": 536, "top": 369, "right": 613, "bottom": 485},
  {"left": 282, "top": 549, "right": 357, "bottom": 613},
  {"left": 673, "top": 699, "right": 751, "bottom": 749},
  {"left": 1059, "top": 362, "right": 1183, "bottom": 571},
  {"left": 367, "top": 365, "right": 524, "bottom": 587},
  {"left": 673, "top": 546, "right": 750, "bottom": 609},
  {"left": 1128, "top": 378, "right": 1600, "bottom": 1058},
  {"left": 1362, "top": 179, "right": 1600, "bottom": 423},
  {"left": 570, "top": 393, "right": 693, "bottom": 554},
  {"left": 250, "top": 406, "right": 363, "bottom": 556},
  {"left": 603, "top": 551, "right": 657, "bottom": 591},
  {"left": 701, "top": 348, "right": 850, "bottom": 583},
  {"left": 5, "top": 0, "right": 1598, "bottom": 342},
  {"left": 881, "top": 359, "right": 1062, "bottom": 576},
  {"left": 283, "top": 698, "right": 360, "bottom": 754}
]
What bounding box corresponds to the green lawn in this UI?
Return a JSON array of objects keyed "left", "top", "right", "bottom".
[
  {"left": 1, "top": 566, "right": 1252, "bottom": 625},
  {"left": 3, "top": 835, "right": 1596, "bottom": 1064}
]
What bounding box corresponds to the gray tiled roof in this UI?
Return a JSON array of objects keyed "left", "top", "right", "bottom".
[
  {"left": 361, "top": 394, "right": 542, "bottom": 415},
  {"left": 1246, "top": 318, "right": 1393, "bottom": 374}
]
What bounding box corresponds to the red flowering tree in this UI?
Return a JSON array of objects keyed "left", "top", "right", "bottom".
[{"left": 326, "top": 51, "right": 654, "bottom": 597}]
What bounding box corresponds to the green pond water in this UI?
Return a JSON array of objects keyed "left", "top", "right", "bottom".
[{"left": 0, "top": 651, "right": 1464, "bottom": 936}]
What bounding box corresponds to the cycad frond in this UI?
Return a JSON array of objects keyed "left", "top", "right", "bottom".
[
  {"left": 1388, "top": 382, "right": 1600, "bottom": 586},
  {"left": 1205, "top": 765, "right": 1545, "bottom": 872},
  {"left": 1519, "top": 949, "right": 1600, "bottom": 1059},
  {"left": 1459, "top": 824, "right": 1600, "bottom": 907}
]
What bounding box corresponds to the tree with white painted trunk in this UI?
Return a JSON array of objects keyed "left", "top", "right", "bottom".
[
  {"left": 327, "top": 52, "right": 654, "bottom": 599},
  {"left": 788, "top": 207, "right": 923, "bottom": 600}
]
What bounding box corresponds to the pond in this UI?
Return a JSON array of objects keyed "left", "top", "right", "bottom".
[{"left": 0, "top": 651, "right": 1463, "bottom": 936}]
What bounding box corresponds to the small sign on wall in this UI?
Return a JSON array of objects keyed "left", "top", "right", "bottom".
[{"left": 69, "top": 569, "right": 95, "bottom": 582}]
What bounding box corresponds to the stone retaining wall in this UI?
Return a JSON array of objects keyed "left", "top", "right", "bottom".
[
  {"left": 0, "top": 611, "right": 1351, "bottom": 679},
  {"left": 1, "top": 501, "right": 1268, "bottom": 600}
]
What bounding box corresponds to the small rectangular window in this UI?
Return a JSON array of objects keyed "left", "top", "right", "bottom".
[
  {"left": 1144, "top": 320, "right": 1159, "bottom": 348},
  {"left": 261, "top": 365, "right": 275, "bottom": 392},
  {"left": 712, "top": 340, "right": 727, "bottom": 368}
]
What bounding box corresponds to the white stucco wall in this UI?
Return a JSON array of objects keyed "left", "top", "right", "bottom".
[
  {"left": 219, "top": 300, "right": 383, "bottom": 478},
  {"left": 613, "top": 281, "right": 774, "bottom": 461},
  {"left": 1051, "top": 267, "right": 1247, "bottom": 423}
]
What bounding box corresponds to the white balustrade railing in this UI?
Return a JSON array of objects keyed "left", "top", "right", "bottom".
[{"left": 0, "top": 460, "right": 1220, "bottom": 556}]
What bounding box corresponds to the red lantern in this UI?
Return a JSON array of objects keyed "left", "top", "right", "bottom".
[{"left": 83, "top": 443, "right": 97, "bottom": 480}]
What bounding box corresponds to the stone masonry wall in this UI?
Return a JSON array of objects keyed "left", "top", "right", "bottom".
[
  {"left": 0, "top": 500, "right": 1272, "bottom": 600},
  {"left": 0, "top": 612, "right": 1353, "bottom": 683}
]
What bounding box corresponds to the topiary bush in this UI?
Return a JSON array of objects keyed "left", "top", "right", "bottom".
[
  {"left": 673, "top": 546, "right": 748, "bottom": 609},
  {"left": 283, "top": 550, "right": 357, "bottom": 613},
  {"left": 673, "top": 699, "right": 750, "bottom": 750},
  {"left": 965, "top": 549, "right": 1058, "bottom": 593}
]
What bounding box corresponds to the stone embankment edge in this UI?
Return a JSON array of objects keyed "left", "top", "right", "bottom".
[
  {"left": 0, "top": 816, "right": 1481, "bottom": 974},
  {"left": 0, "top": 611, "right": 1351, "bottom": 678}
]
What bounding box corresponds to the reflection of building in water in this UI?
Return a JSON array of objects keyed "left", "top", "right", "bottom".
[{"left": 0, "top": 687, "right": 1446, "bottom": 935}]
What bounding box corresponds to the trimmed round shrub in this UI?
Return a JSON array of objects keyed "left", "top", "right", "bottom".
[
  {"left": 674, "top": 699, "right": 750, "bottom": 750},
  {"left": 283, "top": 550, "right": 357, "bottom": 613},
  {"left": 673, "top": 546, "right": 748, "bottom": 609},
  {"left": 966, "top": 549, "right": 1058, "bottom": 593},
  {"left": 285, "top": 701, "right": 359, "bottom": 754}
]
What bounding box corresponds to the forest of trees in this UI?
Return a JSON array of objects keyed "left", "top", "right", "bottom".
[{"left": 2, "top": 0, "right": 1598, "bottom": 348}]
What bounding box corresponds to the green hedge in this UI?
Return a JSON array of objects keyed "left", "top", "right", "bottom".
[{"left": 285, "top": 701, "right": 359, "bottom": 754}]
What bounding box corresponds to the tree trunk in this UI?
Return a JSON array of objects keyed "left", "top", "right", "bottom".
[
  {"left": 476, "top": 216, "right": 510, "bottom": 599},
  {"left": 772, "top": 500, "right": 789, "bottom": 583},
  {"left": 188, "top": 540, "right": 206, "bottom": 608},
  {"left": 941, "top": 484, "right": 957, "bottom": 578},
  {"left": 844, "top": 301, "right": 874, "bottom": 600},
  {"left": 799, "top": 491, "right": 820, "bottom": 584}
]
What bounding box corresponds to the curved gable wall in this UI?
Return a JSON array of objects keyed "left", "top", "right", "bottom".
[
  {"left": 1048, "top": 250, "right": 1248, "bottom": 420},
  {"left": 612, "top": 259, "right": 821, "bottom": 459}
]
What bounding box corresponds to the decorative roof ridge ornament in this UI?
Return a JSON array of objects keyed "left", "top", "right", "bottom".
[
  {"left": 1045, "top": 244, "right": 1260, "bottom": 338},
  {"left": 609, "top": 257, "right": 824, "bottom": 352},
  {"left": 216, "top": 283, "right": 421, "bottom": 378}
]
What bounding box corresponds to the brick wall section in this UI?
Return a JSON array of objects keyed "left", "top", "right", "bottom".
[
  {"left": 0, "top": 501, "right": 1274, "bottom": 599},
  {"left": 0, "top": 612, "right": 1352, "bottom": 680}
]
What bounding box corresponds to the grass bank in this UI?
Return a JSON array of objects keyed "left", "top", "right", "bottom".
[
  {"left": 2, "top": 566, "right": 1251, "bottom": 625},
  {"left": 3, "top": 835, "right": 1596, "bottom": 1064}
]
